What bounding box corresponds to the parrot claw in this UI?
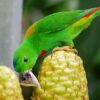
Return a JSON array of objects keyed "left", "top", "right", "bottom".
[
  {"left": 52, "top": 46, "right": 78, "bottom": 53},
  {"left": 19, "top": 70, "right": 41, "bottom": 88}
]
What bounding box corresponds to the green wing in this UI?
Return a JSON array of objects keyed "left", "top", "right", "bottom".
[{"left": 35, "top": 8, "right": 93, "bottom": 33}]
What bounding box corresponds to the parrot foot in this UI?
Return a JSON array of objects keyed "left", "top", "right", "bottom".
[{"left": 52, "top": 46, "right": 78, "bottom": 53}]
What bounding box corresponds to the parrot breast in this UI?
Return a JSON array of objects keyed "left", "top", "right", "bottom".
[{"left": 38, "top": 50, "right": 47, "bottom": 58}]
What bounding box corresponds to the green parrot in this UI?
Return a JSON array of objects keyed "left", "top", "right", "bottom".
[{"left": 13, "top": 7, "right": 100, "bottom": 87}]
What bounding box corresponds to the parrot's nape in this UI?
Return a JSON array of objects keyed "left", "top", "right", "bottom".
[{"left": 13, "top": 7, "right": 100, "bottom": 87}]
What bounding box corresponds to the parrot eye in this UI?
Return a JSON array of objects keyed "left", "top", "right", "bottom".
[{"left": 23, "top": 56, "right": 28, "bottom": 63}]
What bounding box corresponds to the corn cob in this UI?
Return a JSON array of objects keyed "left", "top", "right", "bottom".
[
  {"left": 33, "top": 46, "right": 89, "bottom": 100},
  {"left": 0, "top": 66, "right": 24, "bottom": 100}
]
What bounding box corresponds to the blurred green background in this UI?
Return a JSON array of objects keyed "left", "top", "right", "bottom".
[{"left": 22, "top": 0, "right": 100, "bottom": 100}]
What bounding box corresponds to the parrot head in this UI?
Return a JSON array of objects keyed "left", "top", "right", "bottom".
[
  {"left": 13, "top": 43, "right": 41, "bottom": 88},
  {"left": 13, "top": 43, "right": 38, "bottom": 73}
]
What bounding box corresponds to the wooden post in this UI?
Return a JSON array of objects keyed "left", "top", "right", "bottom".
[{"left": 0, "top": 0, "right": 22, "bottom": 68}]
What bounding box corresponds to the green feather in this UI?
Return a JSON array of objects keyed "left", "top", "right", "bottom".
[
  {"left": 13, "top": 7, "right": 100, "bottom": 73},
  {"left": 35, "top": 8, "right": 93, "bottom": 33}
]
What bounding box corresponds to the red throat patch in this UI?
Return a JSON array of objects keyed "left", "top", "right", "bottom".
[
  {"left": 84, "top": 7, "right": 100, "bottom": 18},
  {"left": 38, "top": 50, "right": 47, "bottom": 58}
]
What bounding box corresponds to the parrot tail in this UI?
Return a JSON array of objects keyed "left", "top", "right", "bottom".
[
  {"left": 67, "top": 7, "right": 100, "bottom": 40},
  {"left": 84, "top": 7, "right": 100, "bottom": 18}
]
